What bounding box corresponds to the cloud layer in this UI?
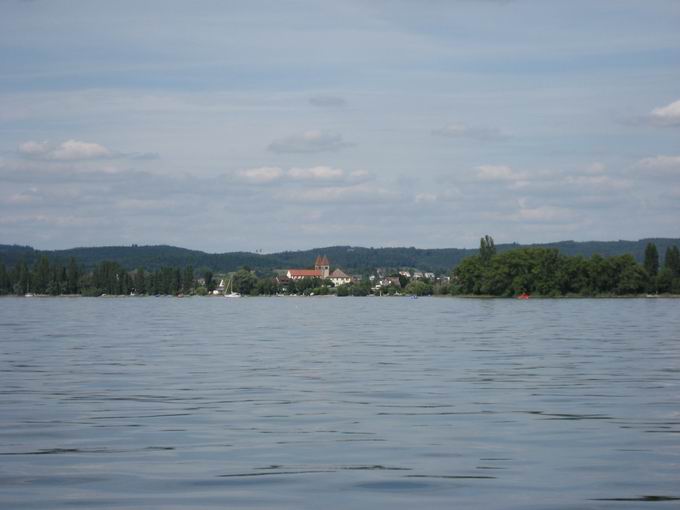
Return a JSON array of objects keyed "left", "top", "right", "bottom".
[{"left": 1, "top": 1, "right": 679, "bottom": 250}]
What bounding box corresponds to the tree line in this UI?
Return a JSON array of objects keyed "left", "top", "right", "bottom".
[
  {"left": 1, "top": 239, "right": 678, "bottom": 297},
  {"left": 0, "top": 257, "right": 198, "bottom": 296},
  {"left": 449, "top": 238, "right": 680, "bottom": 297}
]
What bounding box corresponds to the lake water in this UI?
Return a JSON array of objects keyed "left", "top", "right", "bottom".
[{"left": 1, "top": 297, "right": 679, "bottom": 509}]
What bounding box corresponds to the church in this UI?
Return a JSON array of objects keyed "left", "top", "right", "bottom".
[{"left": 286, "top": 255, "right": 352, "bottom": 286}]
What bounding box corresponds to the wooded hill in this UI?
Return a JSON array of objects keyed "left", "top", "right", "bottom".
[{"left": 1, "top": 238, "right": 679, "bottom": 274}]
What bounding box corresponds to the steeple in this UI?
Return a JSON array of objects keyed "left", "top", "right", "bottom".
[{"left": 314, "top": 254, "right": 330, "bottom": 278}]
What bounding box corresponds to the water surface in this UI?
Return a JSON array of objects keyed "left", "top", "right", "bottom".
[{"left": 1, "top": 297, "right": 679, "bottom": 509}]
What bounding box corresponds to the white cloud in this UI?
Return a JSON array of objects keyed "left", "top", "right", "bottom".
[
  {"left": 237, "top": 166, "right": 284, "bottom": 183},
  {"left": 18, "top": 139, "right": 113, "bottom": 161},
  {"left": 433, "top": 123, "right": 505, "bottom": 141},
  {"left": 287, "top": 165, "right": 344, "bottom": 181},
  {"left": 18, "top": 140, "right": 51, "bottom": 157},
  {"left": 476, "top": 164, "right": 526, "bottom": 181},
  {"left": 235, "top": 165, "right": 370, "bottom": 185},
  {"left": 52, "top": 140, "right": 112, "bottom": 160},
  {"left": 650, "top": 99, "right": 680, "bottom": 126},
  {"left": 268, "top": 130, "right": 353, "bottom": 153}
]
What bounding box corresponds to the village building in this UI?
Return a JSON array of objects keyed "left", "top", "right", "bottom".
[
  {"left": 286, "top": 255, "right": 353, "bottom": 286},
  {"left": 379, "top": 276, "right": 402, "bottom": 288},
  {"left": 328, "top": 268, "right": 351, "bottom": 286},
  {"left": 286, "top": 255, "right": 330, "bottom": 280}
]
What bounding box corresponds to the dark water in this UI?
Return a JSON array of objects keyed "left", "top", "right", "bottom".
[{"left": 1, "top": 297, "right": 679, "bottom": 509}]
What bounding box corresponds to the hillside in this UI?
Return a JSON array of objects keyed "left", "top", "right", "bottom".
[{"left": 1, "top": 238, "right": 679, "bottom": 274}]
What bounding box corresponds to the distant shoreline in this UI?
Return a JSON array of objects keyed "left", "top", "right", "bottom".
[{"left": 4, "top": 294, "right": 680, "bottom": 299}]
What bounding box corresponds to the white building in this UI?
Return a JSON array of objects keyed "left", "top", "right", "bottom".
[{"left": 329, "top": 268, "right": 351, "bottom": 286}]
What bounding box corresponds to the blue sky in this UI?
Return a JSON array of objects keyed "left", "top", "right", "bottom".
[{"left": 1, "top": 0, "right": 679, "bottom": 251}]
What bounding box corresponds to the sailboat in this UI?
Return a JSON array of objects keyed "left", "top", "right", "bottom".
[{"left": 224, "top": 276, "right": 241, "bottom": 298}]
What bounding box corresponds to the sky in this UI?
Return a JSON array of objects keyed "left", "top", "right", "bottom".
[{"left": 1, "top": 0, "right": 679, "bottom": 252}]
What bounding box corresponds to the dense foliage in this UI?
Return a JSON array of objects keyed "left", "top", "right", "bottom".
[
  {"left": 0, "top": 256, "right": 202, "bottom": 297},
  {"left": 451, "top": 243, "right": 680, "bottom": 297}
]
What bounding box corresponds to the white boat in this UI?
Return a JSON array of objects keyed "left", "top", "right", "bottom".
[{"left": 224, "top": 276, "right": 241, "bottom": 298}]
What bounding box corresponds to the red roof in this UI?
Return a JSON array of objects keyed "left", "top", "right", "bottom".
[{"left": 288, "top": 269, "right": 322, "bottom": 277}]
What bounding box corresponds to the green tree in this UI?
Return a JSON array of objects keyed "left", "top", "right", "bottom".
[
  {"left": 204, "top": 271, "right": 215, "bottom": 292},
  {"left": 615, "top": 255, "right": 646, "bottom": 295},
  {"left": 232, "top": 268, "right": 258, "bottom": 295},
  {"left": 479, "top": 235, "right": 496, "bottom": 265},
  {"left": 134, "top": 267, "right": 146, "bottom": 294},
  {"left": 0, "top": 263, "right": 10, "bottom": 294},
  {"left": 405, "top": 280, "right": 432, "bottom": 296},
  {"left": 66, "top": 257, "right": 80, "bottom": 294},
  {"left": 33, "top": 255, "right": 51, "bottom": 294},
  {"left": 182, "top": 266, "right": 194, "bottom": 293},
  {"left": 644, "top": 242, "right": 659, "bottom": 277},
  {"left": 657, "top": 267, "right": 673, "bottom": 294},
  {"left": 664, "top": 246, "right": 680, "bottom": 276},
  {"left": 255, "top": 277, "right": 278, "bottom": 295}
]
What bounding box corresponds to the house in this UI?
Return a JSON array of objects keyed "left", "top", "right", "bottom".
[
  {"left": 329, "top": 268, "right": 351, "bottom": 286},
  {"left": 380, "top": 276, "right": 402, "bottom": 288}
]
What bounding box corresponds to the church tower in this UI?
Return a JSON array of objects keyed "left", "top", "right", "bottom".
[{"left": 314, "top": 255, "right": 330, "bottom": 278}]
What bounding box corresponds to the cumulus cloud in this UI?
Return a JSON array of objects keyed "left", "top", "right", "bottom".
[
  {"left": 309, "top": 95, "right": 347, "bottom": 108},
  {"left": 16, "top": 139, "right": 158, "bottom": 162},
  {"left": 287, "top": 166, "right": 344, "bottom": 180},
  {"left": 267, "top": 130, "right": 353, "bottom": 153},
  {"left": 18, "top": 140, "right": 51, "bottom": 157},
  {"left": 650, "top": 99, "right": 680, "bottom": 126},
  {"left": 18, "top": 139, "right": 112, "bottom": 160},
  {"left": 236, "top": 165, "right": 370, "bottom": 185},
  {"left": 237, "top": 166, "right": 284, "bottom": 184},
  {"left": 432, "top": 123, "right": 506, "bottom": 141}
]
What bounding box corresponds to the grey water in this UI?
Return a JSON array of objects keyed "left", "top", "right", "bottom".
[{"left": 1, "top": 297, "right": 679, "bottom": 509}]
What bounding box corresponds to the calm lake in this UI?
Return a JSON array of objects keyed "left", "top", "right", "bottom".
[{"left": 1, "top": 297, "right": 679, "bottom": 509}]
